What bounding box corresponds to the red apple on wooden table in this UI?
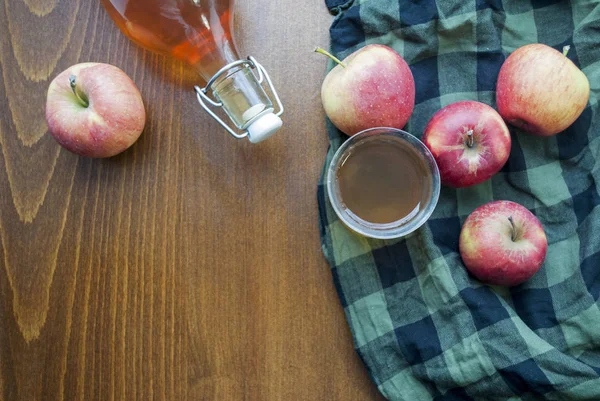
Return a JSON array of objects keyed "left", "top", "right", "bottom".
[
  {"left": 316, "top": 44, "right": 415, "bottom": 136},
  {"left": 496, "top": 43, "right": 590, "bottom": 136},
  {"left": 46, "top": 62, "right": 146, "bottom": 158},
  {"left": 422, "top": 101, "right": 511, "bottom": 188},
  {"left": 459, "top": 200, "right": 548, "bottom": 287}
]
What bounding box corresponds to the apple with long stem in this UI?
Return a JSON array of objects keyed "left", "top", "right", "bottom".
[
  {"left": 459, "top": 200, "right": 548, "bottom": 287},
  {"left": 315, "top": 45, "right": 415, "bottom": 136},
  {"left": 45, "top": 63, "right": 146, "bottom": 158}
]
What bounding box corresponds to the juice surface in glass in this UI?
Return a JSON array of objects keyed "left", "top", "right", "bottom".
[{"left": 100, "top": 0, "right": 238, "bottom": 80}]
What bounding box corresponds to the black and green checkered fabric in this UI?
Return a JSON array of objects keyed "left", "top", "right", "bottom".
[{"left": 317, "top": 1, "right": 600, "bottom": 400}]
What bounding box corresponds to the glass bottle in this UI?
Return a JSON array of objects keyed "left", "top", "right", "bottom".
[{"left": 100, "top": 0, "right": 283, "bottom": 143}]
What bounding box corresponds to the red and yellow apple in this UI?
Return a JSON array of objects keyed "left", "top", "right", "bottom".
[
  {"left": 496, "top": 43, "right": 590, "bottom": 136},
  {"left": 459, "top": 200, "right": 548, "bottom": 287},
  {"left": 422, "top": 101, "right": 511, "bottom": 188},
  {"left": 45, "top": 62, "right": 146, "bottom": 158},
  {"left": 317, "top": 44, "right": 415, "bottom": 136}
]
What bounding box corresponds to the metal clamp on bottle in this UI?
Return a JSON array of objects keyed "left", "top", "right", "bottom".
[{"left": 195, "top": 56, "right": 284, "bottom": 143}]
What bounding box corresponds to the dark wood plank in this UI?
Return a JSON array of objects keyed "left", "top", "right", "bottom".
[{"left": 0, "top": 1, "right": 386, "bottom": 400}]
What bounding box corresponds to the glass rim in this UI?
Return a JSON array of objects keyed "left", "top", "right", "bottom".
[{"left": 326, "top": 127, "right": 441, "bottom": 240}]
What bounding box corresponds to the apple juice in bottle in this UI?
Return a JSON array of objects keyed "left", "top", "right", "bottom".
[{"left": 100, "top": 0, "right": 283, "bottom": 143}]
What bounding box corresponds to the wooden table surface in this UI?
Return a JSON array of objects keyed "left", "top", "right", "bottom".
[{"left": 0, "top": 1, "right": 386, "bottom": 400}]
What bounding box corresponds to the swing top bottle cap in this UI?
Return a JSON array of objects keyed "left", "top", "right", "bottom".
[{"left": 247, "top": 112, "right": 283, "bottom": 143}]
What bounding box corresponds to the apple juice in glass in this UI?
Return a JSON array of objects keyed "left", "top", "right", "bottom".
[
  {"left": 327, "top": 128, "right": 441, "bottom": 240},
  {"left": 100, "top": 0, "right": 283, "bottom": 143}
]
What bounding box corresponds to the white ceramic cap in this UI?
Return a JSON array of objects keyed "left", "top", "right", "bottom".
[{"left": 246, "top": 112, "right": 283, "bottom": 143}]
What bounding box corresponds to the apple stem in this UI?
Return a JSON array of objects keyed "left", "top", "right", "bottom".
[
  {"left": 314, "top": 47, "right": 346, "bottom": 68},
  {"left": 466, "top": 129, "right": 474, "bottom": 148},
  {"left": 563, "top": 45, "right": 571, "bottom": 57},
  {"left": 508, "top": 216, "right": 517, "bottom": 242},
  {"left": 69, "top": 75, "right": 89, "bottom": 108}
]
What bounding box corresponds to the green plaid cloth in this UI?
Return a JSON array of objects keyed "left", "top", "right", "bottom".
[{"left": 317, "top": 0, "right": 600, "bottom": 400}]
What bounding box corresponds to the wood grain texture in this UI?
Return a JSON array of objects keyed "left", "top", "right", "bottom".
[{"left": 0, "top": 0, "right": 386, "bottom": 400}]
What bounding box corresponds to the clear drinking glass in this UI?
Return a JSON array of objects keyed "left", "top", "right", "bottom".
[{"left": 327, "top": 127, "right": 441, "bottom": 240}]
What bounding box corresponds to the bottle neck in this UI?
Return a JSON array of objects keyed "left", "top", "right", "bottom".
[
  {"left": 195, "top": 57, "right": 284, "bottom": 143},
  {"left": 210, "top": 64, "right": 274, "bottom": 130}
]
